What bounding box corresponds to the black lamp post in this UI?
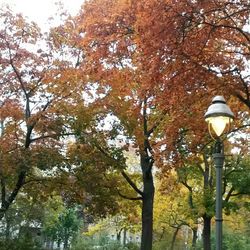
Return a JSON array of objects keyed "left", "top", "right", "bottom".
[{"left": 204, "top": 96, "right": 234, "bottom": 250}]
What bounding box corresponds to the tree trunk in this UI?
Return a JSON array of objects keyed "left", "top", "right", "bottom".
[
  {"left": 0, "top": 170, "right": 27, "bottom": 221},
  {"left": 140, "top": 161, "right": 154, "bottom": 250},
  {"left": 4, "top": 213, "right": 11, "bottom": 240},
  {"left": 140, "top": 101, "right": 155, "bottom": 250},
  {"left": 63, "top": 234, "right": 69, "bottom": 250},
  {"left": 170, "top": 227, "right": 180, "bottom": 250},
  {"left": 123, "top": 228, "right": 127, "bottom": 245},
  {"left": 117, "top": 229, "right": 121, "bottom": 242},
  {"left": 203, "top": 215, "right": 211, "bottom": 250},
  {"left": 57, "top": 240, "right": 61, "bottom": 249},
  {"left": 192, "top": 227, "right": 198, "bottom": 249},
  {"left": 64, "top": 240, "right": 68, "bottom": 250},
  {"left": 49, "top": 240, "right": 53, "bottom": 250}
]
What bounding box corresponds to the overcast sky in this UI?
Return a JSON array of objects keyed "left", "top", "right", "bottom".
[{"left": 0, "top": 0, "right": 84, "bottom": 29}]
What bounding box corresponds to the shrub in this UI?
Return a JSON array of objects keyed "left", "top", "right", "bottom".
[{"left": 0, "top": 236, "right": 42, "bottom": 250}]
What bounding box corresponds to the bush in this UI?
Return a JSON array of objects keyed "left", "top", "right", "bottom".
[
  {"left": 193, "top": 230, "right": 250, "bottom": 250},
  {"left": 125, "top": 242, "right": 139, "bottom": 250},
  {"left": 211, "top": 231, "right": 250, "bottom": 250},
  {"left": 0, "top": 236, "right": 42, "bottom": 250},
  {"left": 71, "top": 234, "right": 139, "bottom": 250},
  {"left": 70, "top": 235, "right": 95, "bottom": 250}
]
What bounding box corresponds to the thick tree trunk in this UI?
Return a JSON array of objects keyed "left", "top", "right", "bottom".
[
  {"left": 141, "top": 164, "right": 154, "bottom": 250},
  {"left": 0, "top": 170, "right": 26, "bottom": 221},
  {"left": 203, "top": 215, "right": 211, "bottom": 250},
  {"left": 140, "top": 100, "right": 155, "bottom": 250}
]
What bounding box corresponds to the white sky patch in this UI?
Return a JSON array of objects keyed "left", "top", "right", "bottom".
[{"left": 0, "top": 0, "right": 84, "bottom": 30}]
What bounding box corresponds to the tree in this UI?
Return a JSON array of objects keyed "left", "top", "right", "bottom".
[
  {"left": 1, "top": 2, "right": 249, "bottom": 249},
  {"left": 65, "top": 1, "right": 186, "bottom": 249},
  {"left": 154, "top": 179, "right": 198, "bottom": 250},
  {"left": 159, "top": 149, "right": 250, "bottom": 250},
  {"left": 60, "top": 1, "right": 250, "bottom": 249},
  {"left": 166, "top": 0, "right": 250, "bottom": 112},
  {"left": 175, "top": 153, "right": 215, "bottom": 250},
  {"left": 0, "top": 192, "right": 45, "bottom": 242},
  {"left": 0, "top": 6, "right": 96, "bottom": 219},
  {"left": 43, "top": 201, "right": 81, "bottom": 250}
]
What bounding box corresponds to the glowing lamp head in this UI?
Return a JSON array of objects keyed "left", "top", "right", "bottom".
[{"left": 205, "top": 96, "right": 234, "bottom": 137}]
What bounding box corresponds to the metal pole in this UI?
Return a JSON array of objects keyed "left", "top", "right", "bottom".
[{"left": 213, "top": 140, "right": 224, "bottom": 250}]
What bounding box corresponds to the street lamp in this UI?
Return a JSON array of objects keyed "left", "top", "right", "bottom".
[{"left": 204, "top": 96, "right": 234, "bottom": 250}]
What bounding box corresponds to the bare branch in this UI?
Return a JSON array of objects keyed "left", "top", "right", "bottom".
[
  {"left": 0, "top": 178, "right": 6, "bottom": 206},
  {"left": 121, "top": 170, "right": 143, "bottom": 196},
  {"left": 118, "top": 190, "right": 142, "bottom": 201},
  {"left": 91, "top": 141, "right": 144, "bottom": 196},
  {"left": 224, "top": 186, "right": 235, "bottom": 202},
  {"left": 30, "top": 132, "right": 75, "bottom": 143},
  {"left": 230, "top": 192, "right": 250, "bottom": 197}
]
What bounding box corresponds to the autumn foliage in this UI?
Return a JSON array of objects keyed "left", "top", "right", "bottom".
[{"left": 0, "top": 1, "right": 250, "bottom": 249}]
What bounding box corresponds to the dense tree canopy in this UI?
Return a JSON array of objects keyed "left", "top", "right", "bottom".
[
  {"left": 0, "top": 1, "right": 250, "bottom": 249},
  {"left": 0, "top": 6, "right": 122, "bottom": 221}
]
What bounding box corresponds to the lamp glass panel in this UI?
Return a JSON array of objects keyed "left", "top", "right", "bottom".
[{"left": 206, "top": 116, "right": 231, "bottom": 136}]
